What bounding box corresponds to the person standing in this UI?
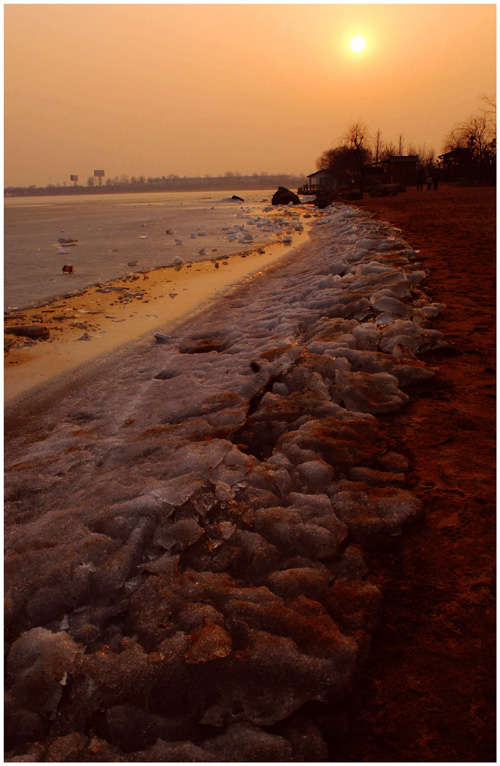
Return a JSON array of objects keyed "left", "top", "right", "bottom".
[{"left": 416, "top": 168, "right": 425, "bottom": 191}]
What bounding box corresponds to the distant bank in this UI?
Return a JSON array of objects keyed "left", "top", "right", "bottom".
[{"left": 5, "top": 173, "right": 307, "bottom": 198}]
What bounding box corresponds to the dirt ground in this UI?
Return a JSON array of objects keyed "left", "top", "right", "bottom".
[{"left": 330, "top": 184, "right": 496, "bottom": 762}]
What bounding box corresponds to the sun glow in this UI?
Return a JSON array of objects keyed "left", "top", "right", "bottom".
[{"left": 349, "top": 35, "right": 366, "bottom": 53}]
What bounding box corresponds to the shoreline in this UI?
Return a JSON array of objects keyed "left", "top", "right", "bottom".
[
  {"left": 5, "top": 199, "right": 445, "bottom": 762},
  {"left": 4, "top": 189, "right": 311, "bottom": 311},
  {"left": 4, "top": 231, "right": 310, "bottom": 405},
  {"left": 4, "top": 186, "right": 494, "bottom": 762}
]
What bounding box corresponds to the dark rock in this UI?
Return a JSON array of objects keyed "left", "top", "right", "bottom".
[
  {"left": 62, "top": 265, "right": 74, "bottom": 273},
  {"left": 5, "top": 325, "right": 50, "bottom": 340},
  {"left": 313, "top": 190, "right": 338, "bottom": 208},
  {"left": 272, "top": 187, "right": 300, "bottom": 206},
  {"left": 231, "top": 195, "right": 244, "bottom": 201}
]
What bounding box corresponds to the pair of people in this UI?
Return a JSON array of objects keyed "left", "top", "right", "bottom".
[{"left": 417, "top": 169, "right": 438, "bottom": 190}]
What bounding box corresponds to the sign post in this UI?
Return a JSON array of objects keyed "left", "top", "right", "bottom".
[{"left": 94, "top": 170, "right": 105, "bottom": 186}]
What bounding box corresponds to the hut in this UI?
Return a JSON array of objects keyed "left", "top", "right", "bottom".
[
  {"left": 437, "top": 148, "right": 473, "bottom": 180},
  {"left": 299, "top": 170, "right": 342, "bottom": 194},
  {"left": 378, "top": 155, "right": 419, "bottom": 185}
]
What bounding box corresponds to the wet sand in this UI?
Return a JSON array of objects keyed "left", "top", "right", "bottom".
[{"left": 4, "top": 236, "right": 308, "bottom": 403}]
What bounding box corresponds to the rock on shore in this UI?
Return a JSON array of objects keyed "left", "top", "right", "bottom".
[{"left": 4, "top": 203, "right": 446, "bottom": 761}]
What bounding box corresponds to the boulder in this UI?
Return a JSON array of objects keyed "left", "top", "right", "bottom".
[
  {"left": 272, "top": 187, "right": 300, "bottom": 206},
  {"left": 313, "top": 190, "right": 338, "bottom": 209}
]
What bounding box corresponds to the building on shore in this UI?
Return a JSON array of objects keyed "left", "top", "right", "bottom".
[
  {"left": 370, "top": 155, "right": 419, "bottom": 185},
  {"left": 300, "top": 156, "right": 419, "bottom": 195}
]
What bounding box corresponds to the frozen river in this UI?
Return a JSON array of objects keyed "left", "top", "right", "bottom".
[{"left": 4, "top": 189, "right": 305, "bottom": 310}]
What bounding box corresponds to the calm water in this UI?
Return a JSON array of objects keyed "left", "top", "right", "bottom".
[{"left": 4, "top": 189, "right": 285, "bottom": 310}]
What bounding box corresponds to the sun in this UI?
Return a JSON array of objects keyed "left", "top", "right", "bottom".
[{"left": 349, "top": 35, "right": 366, "bottom": 54}]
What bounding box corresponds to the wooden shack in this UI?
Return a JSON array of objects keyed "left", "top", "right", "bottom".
[
  {"left": 378, "top": 155, "right": 419, "bottom": 185},
  {"left": 300, "top": 169, "right": 341, "bottom": 194}
]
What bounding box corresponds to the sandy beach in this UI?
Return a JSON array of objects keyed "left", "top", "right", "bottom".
[
  {"left": 336, "top": 183, "right": 496, "bottom": 761},
  {"left": 4, "top": 185, "right": 495, "bottom": 762}
]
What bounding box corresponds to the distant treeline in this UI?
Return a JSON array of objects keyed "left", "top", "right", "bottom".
[{"left": 4, "top": 173, "right": 307, "bottom": 197}]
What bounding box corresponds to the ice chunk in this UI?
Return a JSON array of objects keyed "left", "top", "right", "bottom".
[
  {"left": 332, "top": 485, "right": 423, "bottom": 547},
  {"left": 7, "top": 628, "right": 83, "bottom": 719},
  {"left": 336, "top": 369, "right": 409, "bottom": 413},
  {"left": 295, "top": 460, "right": 333, "bottom": 493},
  {"left": 371, "top": 294, "right": 413, "bottom": 318},
  {"left": 203, "top": 722, "right": 293, "bottom": 762},
  {"left": 154, "top": 518, "right": 204, "bottom": 551}
]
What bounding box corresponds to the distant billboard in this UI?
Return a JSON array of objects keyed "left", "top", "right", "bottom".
[
  {"left": 70, "top": 174, "right": 78, "bottom": 182},
  {"left": 93, "top": 170, "right": 105, "bottom": 177}
]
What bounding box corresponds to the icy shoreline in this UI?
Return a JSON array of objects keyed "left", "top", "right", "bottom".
[
  {"left": 4, "top": 191, "right": 307, "bottom": 311},
  {"left": 5, "top": 203, "right": 446, "bottom": 761}
]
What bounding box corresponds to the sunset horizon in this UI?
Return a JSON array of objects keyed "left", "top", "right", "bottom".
[
  {"left": 4, "top": 5, "right": 496, "bottom": 762},
  {"left": 4, "top": 3, "right": 496, "bottom": 188}
]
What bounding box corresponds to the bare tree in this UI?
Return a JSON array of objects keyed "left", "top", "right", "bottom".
[
  {"left": 444, "top": 107, "right": 496, "bottom": 180},
  {"left": 343, "top": 121, "right": 370, "bottom": 152},
  {"left": 407, "top": 143, "right": 435, "bottom": 168},
  {"left": 317, "top": 145, "right": 356, "bottom": 172},
  {"left": 343, "top": 122, "right": 372, "bottom": 197},
  {"left": 480, "top": 94, "right": 496, "bottom": 118},
  {"left": 379, "top": 141, "right": 398, "bottom": 161},
  {"left": 373, "top": 129, "right": 383, "bottom": 163},
  {"left": 398, "top": 134, "right": 404, "bottom": 156}
]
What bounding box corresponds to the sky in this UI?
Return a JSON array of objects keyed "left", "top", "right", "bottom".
[{"left": 4, "top": 3, "right": 497, "bottom": 187}]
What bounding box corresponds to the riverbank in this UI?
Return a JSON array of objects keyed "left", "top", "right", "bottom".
[
  {"left": 333, "top": 183, "right": 496, "bottom": 761},
  {"left": 5, "top": 202, "right": 444, "bottom": 761},
  {"left": 4, "top": 189, "right": 309, "bottom": 310},
  {"left": 4, "top": 186, "right": 495, "bottom": 762},
  {"left": 4, "top": 235, "right": 309, "bottom": 404}
]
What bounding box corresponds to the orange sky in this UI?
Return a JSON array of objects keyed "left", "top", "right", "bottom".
[{"left": 4, "top": 3, "right": 496, "bottom": 187}]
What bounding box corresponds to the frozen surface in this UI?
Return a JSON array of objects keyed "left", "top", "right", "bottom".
[
  {"left": 4, "top": 202, "right": 446, "bottom": 761},
  {"left": 5, "top": 189, "right": 305, "bottom": 309}
]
